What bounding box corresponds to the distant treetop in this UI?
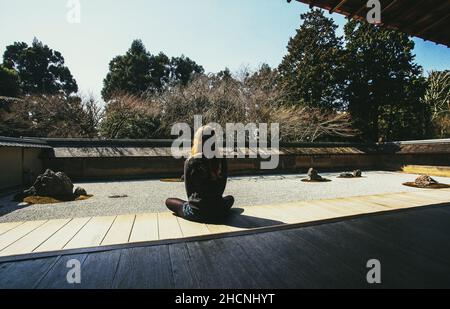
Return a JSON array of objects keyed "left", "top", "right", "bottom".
[
  {"left": 101, "top": 39, "right": 204, "bottom": 101},
  {"left": 2, "top": 38, "right": 78, "bottom": 97}
]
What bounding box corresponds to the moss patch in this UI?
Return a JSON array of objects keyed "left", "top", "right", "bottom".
[
  {"left": 301, "top": 179, "right": 332, "bottom": 183},
  {"left": 402, "top": 182, "right": 450, "bottom": 189},
  {"left": 23, "top": 195, "right": 93, "bottom": 205},
  {"left": 76, "top": 195, "right": 94, "bottom": 201},
  {"left": 160, "top": 178, "right": 184, "bottom": 183}
]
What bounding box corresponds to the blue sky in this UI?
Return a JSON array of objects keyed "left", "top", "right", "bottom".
[{"left": 1, "top": 0, "right": 449, "bottom": 100}]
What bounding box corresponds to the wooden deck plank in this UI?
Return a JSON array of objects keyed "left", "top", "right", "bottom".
[
  {"left": 391, "top": 192, "right": 449, "bottom": 204},
  {"left": 176, "top": 217, "right": 210, "bottom": 237},
  {"left": 242, "top": 205, "right": 290, "bottom": 223},
  {"left": 220, "top": 212, "right": 256, "bottom": 231},
  {"left": 245, "top": 202, "right": 329, "bottom": 224},
  {"left": 338, "top": 196, "right": 394, "bottom": 209},
  {"left": 0, "top": 222, "right": 24, "bottom": 236},
  {"left": 34, "top": 217, "right": 91, "bottom": 253},
  {"left": 64, "top": 216, "right": 115, "bottom": 250},
  {"left": 385, "top": 193, "right": 438, "bottom": 206},
  {"left": 353, "top": 194, "right": 414, "bottom": 209},
  {"left": 129, "top": 213, "right": 159, "bottom": 243},
  {"left": 0, "top": 220, "right": 47, "bottom": 252},
  {"left": 157, "top": 212, "right": 183, "bottom": 240},
  {"left": 409, "top": 190, "right": 450, "bottom": 202},
  {"left": 324, "top": 197, "right": 392, "bottom": 214},
  {"left": 102, "top": 214, "right": 135, "bottom": 246},
  {"left": 351, "top": 195, "right": 400, "bottom": 209},
  {"left": 259, "top": 204, "right": 309, "bottom": 224},
  {"left": 205, "top": 223, "right": 234, "bottom": 234},
  {"left": 226, "top": 208, "right": 285, "bottom": 229},
  {"left": 0, "top": 219, "right": 71, "bottom": 257},
  {"left": 292, "top": 201, "right": 350, "bottom": 221},
  {"left": 312, "top": 199, "right": 371, "bottom": 214}
]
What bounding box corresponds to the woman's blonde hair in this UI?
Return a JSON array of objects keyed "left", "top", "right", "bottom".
[{"left": 191, "top": 125, "right": 216, "bottom": 158}]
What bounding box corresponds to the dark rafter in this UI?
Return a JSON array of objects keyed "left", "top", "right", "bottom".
[{"left": 289, "top": 0, "right": 450, "bottom": 47}]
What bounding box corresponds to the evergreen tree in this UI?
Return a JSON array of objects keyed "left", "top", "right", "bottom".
[
  {"left": 102, "top": 40, "right": 156, "bottom": 100},
  {"left": 102, "top": 40, "right": 203, "bottom": 100},
  {"left": 0, "top": 64, "right": 21, "bottom": 97},
  {"left": 3, "top": 38, "right": 78, "bottom": 96},
  {"left": 278, "top": 9, "right": 345, "bottom": 110},
  {"left": 344, "top": 20, "right": 429, "bottom": 142}
]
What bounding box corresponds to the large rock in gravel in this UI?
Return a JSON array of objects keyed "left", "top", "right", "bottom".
[
  {"left": 308, "top": 168, "right": 323, "bottom": 181},
  {"left": 15, "top": 169, "right": 75, "bottom": 201},
  {"left": 414, "top": 175, "right": 438, "bottom": 188},
  {"left": 34, "top": 169, "right": 74, "bottom": 198}
]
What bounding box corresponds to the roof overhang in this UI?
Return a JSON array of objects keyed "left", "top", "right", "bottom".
[{"left": 290, "top": 0, "right": 450, "bottom": 47}]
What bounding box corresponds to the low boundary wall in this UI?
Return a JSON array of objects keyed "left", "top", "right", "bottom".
[{"left": 0, "top": 137, "right": 449, "bottom": 189}]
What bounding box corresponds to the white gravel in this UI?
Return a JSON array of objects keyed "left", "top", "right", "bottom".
[{"left": 0, "top": 171, "right": 449, "bottom": 223}]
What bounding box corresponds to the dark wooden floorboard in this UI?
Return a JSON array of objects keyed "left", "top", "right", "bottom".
[
  {"left": 0, "top": 256, "right": 59, "bottom": 289},
  {"left": 112, "top": 245, "right": 174, "bottom": 289},
  {"left": 76, "top": 250, "right": 122, "bottom": 289},
  {"left": 356, "top": 208, "right": 450, "bottom": 266},
  {"left": 251, "top": 230, "right": 358, "bottom": 288},
  {"left": 36, "top": 254, "right": 88, "bottom": 289},
  {"left": 168, "top": 243, "right": 200, "bottom": 289},
  {"left": 185, "top": 239, "right": 258, "bottom": 288},
  {"left": 436, "top": 206, "right": 450, "bottom": 215},
  {"left": 310, "top": 211, "right": 450, "bottom": 288},
  {"left": 223, "top": 237, "right": 278, "bottom": 288},
  {"left": 194, "top": 238, "right": 258, "bottom": 288},
  {"left": 390, "top": 206, "right": 450, "bottom": 237},
  {"left": 1, "top": 204, "right": 450, "bottom": 288},
  {"left": 280, "top": 229, "right": 366, "bottom": 288},
  {"left": 343, "top": 224, "right": 450, "bottom": 288}
]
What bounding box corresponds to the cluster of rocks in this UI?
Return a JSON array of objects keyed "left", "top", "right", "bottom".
[
  {"left": 307, "top": 168, "right": 327, "bottom": 182},
  {"left": 339, "top": 170, "right": 363, "bottom": 178},
  {"left": 15, "top": 169, "right": 88, "bottom": 202},
  {"left": 304, "top": 168, "right": 364, "bottom": 182},
  {"left": 307, "top": 168, "right": 322, "bottom": 181}
]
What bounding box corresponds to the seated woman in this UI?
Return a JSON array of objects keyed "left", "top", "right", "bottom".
[{"left": 166, "top": 126, "right": 234, "bottom": 221}]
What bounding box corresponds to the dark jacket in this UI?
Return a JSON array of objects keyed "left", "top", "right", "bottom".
[{"left": 184, "top": 157, "right": 228, "bottom": 214}]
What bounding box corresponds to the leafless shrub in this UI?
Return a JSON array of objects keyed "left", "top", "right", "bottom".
[
  {"left": 100, "top": 92, "right": 161, "bottom": 139},
  {"left": 267, "top": 105, "right": 357, "bottom": 142},
  {"left": 101, "top": 70, "right": 358, "bottom": 141},
  {"left": 0, "top": 94, "right": 102, "bottom": 138}
]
